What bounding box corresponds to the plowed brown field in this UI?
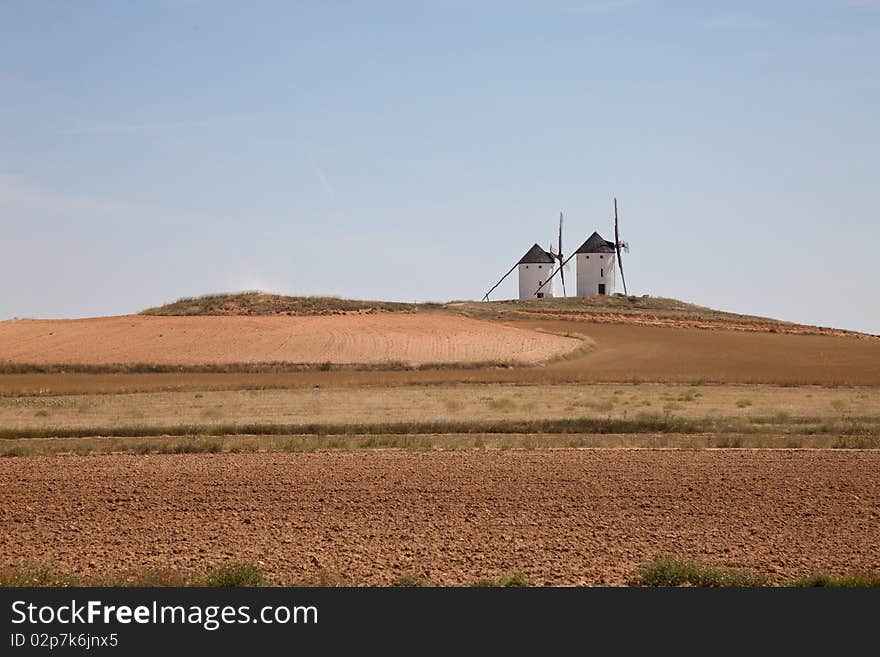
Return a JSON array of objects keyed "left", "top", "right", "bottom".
[
  {"left": 2, "top": 450, "right": 878, "bottom": 586},
  {"left": 0, "top": 314, "right": 579, "bottom": 366}
]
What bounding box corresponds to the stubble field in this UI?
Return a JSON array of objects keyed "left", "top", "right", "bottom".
[{"left": 0, "top": 314, "right": 580, "bottom": 367}]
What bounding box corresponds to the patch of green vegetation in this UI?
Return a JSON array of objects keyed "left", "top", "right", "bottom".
[
  {"left": 677, "top": 390, "right": 702, "bottom": 402},
  {"left": 635, "top": 558, "right": 770, "bottom": 587},
  {"left": 497, "top": 571, "right": 531, "bottom": 587},
  {"left": 790, "top": 573, "right": 880, "bottom": 588},
  {"left": 394, "top": 573, "right": 435, "bottom": 587},
  {"left": 0, "top": 560, "right": 80, "bottom": 587},
  {"left": 0, "top": 560, "right": 265, "bottom": 587},
  {"left": 471, "top": 571, "right": 531, "bottom": 587},
  {"left": 3, "top": 414, "right": 880, "bottom": 444},
  {"left": 202, "top": 562, "right": 266, "bottom": 587},
  {"left": 158, "top": 438, "right": 223, "bottom": 454},
  {"left": 141, "top": 292, "right": 427, "bottom": 316},
  {"left": 306, "top": 568, "right": 354, "bottom": 587}
]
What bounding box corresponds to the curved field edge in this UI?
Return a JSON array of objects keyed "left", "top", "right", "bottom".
[
  {"left": 0, "top": 314, "right": 584, "bottom": 370},
  {"left": 0, "top": 358, "right": 551, "bottom": 375}
]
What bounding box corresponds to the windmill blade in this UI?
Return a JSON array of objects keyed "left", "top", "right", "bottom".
[
  {"left": 613, "top": 198, "right": 628, "bottom": 295},
  {"left": 616, "top": 247, "right": 628, "bottom": 296},
  {"left": 535, "top": 250, "right": 577, "bottom": 295},
  {"left": 482, "top": 261, "right": 519, "bottom": 301},
  {"left": 557, "top": 211, "right": 566, "bottom": 296},
  {"left": 558, "top": 211, "right": 564, "bottom": 261},
  {"left": 614, "top": 197, "right": 620, "bottom": 248}
]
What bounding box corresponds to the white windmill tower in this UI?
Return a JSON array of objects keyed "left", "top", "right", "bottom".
[
  {"left": 575, "top": 197, "right": 629, "bottom": 296},
  {"left": 482, "top": 243, "right": 555, "bottom": 300},
  {"left": 482, "top": 213, "right": 567, "bottom": 301},
  {"left": 516, "top": 244, "right": 556, "bottom": 299},
  {"left": 534, "top": 197, "right": 631, "bottom": 299}
]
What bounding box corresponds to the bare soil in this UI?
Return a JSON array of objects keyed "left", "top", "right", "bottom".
[{"left": 2, "top": 450, "right": 877, "bottom": 586}]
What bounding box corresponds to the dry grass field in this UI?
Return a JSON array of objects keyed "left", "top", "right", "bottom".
[
  {"left": 1, "top": 294, "right": 878, "bottom": 586},
  {"left": 2, "top": 382, "right": 878, "bottom": 431}
]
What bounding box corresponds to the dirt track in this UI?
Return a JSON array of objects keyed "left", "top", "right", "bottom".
[
  {"left": 2, "top": 450, "right": 877, "bottom": 585},
  {"left": 0, "top": 314, "right": 579, "bottom": 366}
]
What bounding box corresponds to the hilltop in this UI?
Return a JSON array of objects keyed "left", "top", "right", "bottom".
[
  {"left": 141, "top": 292, "right": 440, "bottom": 316},
  {"left": 143, "top": 291, "right": 749, "bottom": 320},
  {"left": 0, "top": 291, "right": 876, "bottom": 384},
  {"left": 140, "top": 292, "right": 868, "bottom": 337},
  {"left": 450, "top": 295, "right": 776, "bottom": 323}
]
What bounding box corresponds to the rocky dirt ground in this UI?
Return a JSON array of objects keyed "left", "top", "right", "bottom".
[{"left": 2, "top": 450, "right": 878, "bottom": 586}]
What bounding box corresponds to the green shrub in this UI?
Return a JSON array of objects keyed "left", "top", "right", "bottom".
[
  {"left": 203, "top": 562, "right": 266, "bottom": 587},
  {"left": 636, "top": 558, "right": 769, "bottom": 587},
  {"left": 0, "top": 560, "right": 79, "bottom": 587},
  {"left": 497, "top": 571, "right": 531, "bottom": 587},
  {"left": 394, "top": 573, "right": 434, "bottom": 587},
  {"left": 791, "top": 573, "right": 880, "bottom": 588}
]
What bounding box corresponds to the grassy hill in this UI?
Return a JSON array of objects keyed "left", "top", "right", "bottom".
[
  {"left": 142, "top": 291, "right": 783, "bottom": 325},
  {"left": 450, "top": 295, "right": 785, "bottom": 324},
  {"left": 142, "top": 292, "right": 440, "bottom": 316}
]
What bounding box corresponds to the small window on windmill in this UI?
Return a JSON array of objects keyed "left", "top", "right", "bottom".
[
  {"left": 585, "top": 255, "right": 589, "bottom": 259},
  {"left": 601, "top": 268, "right": 604, "bottom": 277},
  {"left": 600, "top": 255, "right": 604, "bottom": 259},
  {"left": 538, "top": 265, "right": 542, "bottom": 269}
]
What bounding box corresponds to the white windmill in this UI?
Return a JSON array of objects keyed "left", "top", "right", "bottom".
[
  {"left": 535, "top": 198, "right": 631, "bottom": 298},
  {"left": 482, "top": 213, "right": 569, "bottom": 300}
]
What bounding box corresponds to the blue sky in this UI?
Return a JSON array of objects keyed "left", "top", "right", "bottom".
[{"left": 1, "top": 1, "right": 878, "bottom": 332}]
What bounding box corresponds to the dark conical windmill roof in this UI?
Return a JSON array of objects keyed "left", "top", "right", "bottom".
[
  {"left": 518, "top": 243, "right": 555, "bottom": 264},
  {"left": 575, "top": 231, "right": 616, "bottom": 254}
]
